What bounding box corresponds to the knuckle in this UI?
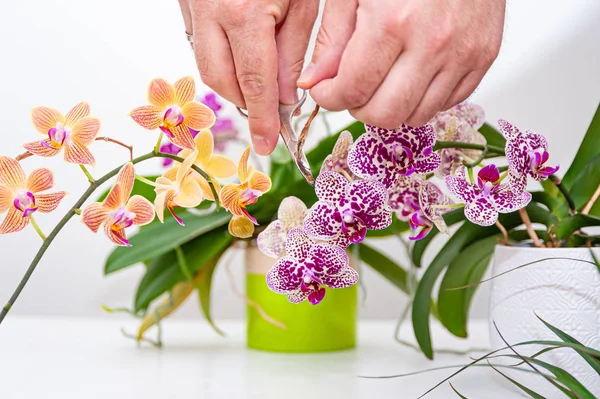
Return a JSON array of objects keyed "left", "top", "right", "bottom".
[
  {"left": 343, "top": 85, "right": 372, "bottom": 108},
  {"left": 427, "top": 22, "right": 455, "bottom": 53},
  {"left": 220, "top": 0, "right": 253, "bottom": 28},
  {"left": 237, "top": 71, "right": 267, "bottom": 101}
]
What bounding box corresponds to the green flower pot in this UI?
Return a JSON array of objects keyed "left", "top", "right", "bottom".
[{"left": 245, "top": 246, "right": 358, "bottom": 353}]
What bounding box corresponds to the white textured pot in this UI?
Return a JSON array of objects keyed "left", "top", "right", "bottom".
[{"left": 489, "top": 245, "right": 600, "bottom": 397}]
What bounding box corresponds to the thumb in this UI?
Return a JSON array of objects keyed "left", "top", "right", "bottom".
[{"left": 297, "top": 0, "right": 358, "bottom": 90}]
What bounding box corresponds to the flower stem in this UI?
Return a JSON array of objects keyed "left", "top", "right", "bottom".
[
  {"left": 518, "top": 208, "right": 545, "bottom": 248},
  {"left": 153, "top": 132, "right": 164, "bottom": 155},
  {"left": 29, "top": 215, "right": 46, "bottom": 241},
  {"left": 549, "top": 175, "right": 576, "bottom": 213},
  {"left": 495, "top": 220, "right": 510, "bottom": 245},
  {"left": 582, "top": 184, "right": 600, "bottom": 215},
  {"left": 96, "top": 137, "right": 133, "bottom": 161},
  {"left": 135, "top": 174, "right": 157, "bottom": 187},
  {"left": 15, "top": 151, "right": 33, "bottom": 161},
  {"left": 79, "top": 164, "right": 95, "bottom": 183},
  {"left": 497, "top": 170, "right": 508, "bottom": 183},
  {"left": 430, "top": 203, "right": 465, "bottom": 209},
  {"left": 467, "top": 167, "right": 475, "bottom": 184},
  {"left": 433, "top": 141, "right": 504, "bottom": 155}
]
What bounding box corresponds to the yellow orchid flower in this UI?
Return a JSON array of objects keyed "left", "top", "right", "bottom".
[
  {"left": 154, "top": 150, "right": 204, "bottom": 225},
  {"left": 129, "top": 77, "right": 216, "bottom": 150},
  {"left": 220, "top": 147, "right": 272, "bottom": 238},
  {"left": 0, "top": 156, "right": 66, "bottom": 234},
  {"left": 81, "top": 163, "right": 154, "bottom": 247},
  {"left": 177, "top": 129, "right": 237, "bottom": 200},
  {"left": 23, "top": 102, "right": 101, "bottom": 165}
]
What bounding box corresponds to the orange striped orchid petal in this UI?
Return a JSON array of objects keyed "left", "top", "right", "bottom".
[
  {"left": 147, "top": 78, "right": 175, "bottom": 109},
  {"left": 63, "top": 141, "right": 96, "bottom": 166},
  {"left": 26, "top": 168, "right": 54, "bottom": 193},
  {"left": 104, "top": 182, "right": 123, "bottom": 210},
  {"left": 237, "top": 147, "right": 251, "bottom": 182},
  {"left": 153, "top": 191, "right": 169, "bottom": 223},
  {"left": 194, "top": 129, "right": 214, "bottom": 166},
  {"left": 71, "top": 116, "right": 101, "bottom": 145},
  {"left": 36, "top": 191, "right": 67, "bottom": 213},
  {"left": 0, "top": 186, "right": 11, "bottom": 213},
  {"left": 174, "top": 76, "right": 195, "bottom": 106},
  {"left": 207, "top": 154, "right": 237, "bottom": 179},
  {"left": 31, "top": 106, "right": 65, "bottom": 135},
  {"left": 125, "top": 195, "right": 155, "bottom": 226},
  {"left": 115, "top": 163, "right": 135, "bottom": 202},
  {"left": 248, "top": 171, "right": 272, "bottom": 194},
  {"left": 220, "top": 184, "right": 244, "bottom": 216},
  {"left": 0, "top": 156, "right": 26, "bottom": 189},
  {"left": 0, "top": 208, "right": 30, "bottom": 234},
  {"left": 129, "top": 105, "right": 164, "bottom": 130},
  {"left": 173, "top": 178, "right": 203, "bottom": 208},
  {"left": 65, "top": 102, "right": 91, "bottom": 126},
  {"left": 228, "top": 216, "right": 254, "bottom": 238},
  {"left": 103, "top": 219, "right": 130, "bottom": 247},
  {"left": 181, "top": 101, "right": 216, "bottom": 131},
  {"left": 81, "top": 202, "right": 109, "bottom": 233},
  {"left": 176, "top": 150, "right": 198, "bottom": 185},
  {"left": 23, "top": 139, "right": 61, "bottom": 158},
  {"left": 169, "top": 124, "right": 196, "bottom": 150},
  {"left": 196, "top": 175, "right": 220, "bottom": 201}
]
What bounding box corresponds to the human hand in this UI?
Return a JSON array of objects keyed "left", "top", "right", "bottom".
[
  {"left": 298, "top": 0, "right": 506, "bottom": 128},
  {"left": 178, "top": 0, "right": 319, "bottom": 155}
]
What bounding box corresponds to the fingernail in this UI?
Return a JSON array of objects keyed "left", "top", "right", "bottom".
[
  {"left": 297, "top": 63, "right": 316, "bottom": 85},
  {"left": 251, "top": 135, "right": 272, "bottom": 156}
]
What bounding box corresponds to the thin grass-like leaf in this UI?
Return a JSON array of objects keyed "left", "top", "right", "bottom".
[
  {"left": 449, "top": 383, "right": 469, "bottom": 398},
  {"left": 487, "top": 360, "right": 547, "bottom": 399}
]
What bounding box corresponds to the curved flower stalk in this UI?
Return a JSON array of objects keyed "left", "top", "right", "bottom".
[
  {"left": 266, "top": 228, "right": 358, "bottom": 305},
  {"left": 499, "top": 119, "right": 559, "bottom": 192},
  {"left": 154, "top": 151, "right": 204, "bottom": 226},
  {"left": 0, "top": 156, "right": 66, "bottom": 234},
  {"left": 304, "top": 171, "right": 392, "bottom": 246},
  {"left": 220, "top": 147, "right": 272, "bottom": 238},
  {"left": 348, "top": 124, "right": 441, "bottom": 189},
  {"left": 320, "top": 130, "right": 354, "bottom": 177},
  {"left": 257, "top": 196, "right": 308, "bottom": 259},
  {"left": 81, "top": 163, "right": 154, "bottom": 246},
  {"left": 23, "top": 102, "right": 101, "bottom": 165},
  {"left": 129, "top": 77, "right": 216, "bottom": 150},
  {"left": 388, "top": 175, "right": 452, "bottom": 240},
  {"left": 446, "top": 165, "right": 531, "bottom": 226}
]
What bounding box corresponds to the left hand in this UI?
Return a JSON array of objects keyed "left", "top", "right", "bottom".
[{"left": 298, "top": 0, "right": 506, "bottom": 128}]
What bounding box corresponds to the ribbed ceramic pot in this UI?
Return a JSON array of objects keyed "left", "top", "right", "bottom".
[
  {"left": 489, "top": 245, "right": 600, "bottom": 397},
  {"left": 244, "top": 246, "right": 357, "bottom": 352}
]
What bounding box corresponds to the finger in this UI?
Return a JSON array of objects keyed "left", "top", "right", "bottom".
[
  {"left": 177, "top": 0, "right": 193, "bottom": 34},
  {"left": 309, "top": 5, "right": 403, "bottom": 111},
  {"left": 442, "top": 69, "right": 487, "bottom": 110},
  {"left": 223, "top": 11, "right": 280, "bottom": 156},
  {"left": 297, "top": 0, "right": 358, "bottom": 89},
  {"left": 405, "top": 69, "right": 466, "bottom": 127},
  {"left": 349, "top": 51, "right": 439, "bottom": 129},
  {"left": 276, "top": 0, "right": 319, "bottom": 104},
  {"left": 191, "top": 8, "right": 245, "bottom": 108}
]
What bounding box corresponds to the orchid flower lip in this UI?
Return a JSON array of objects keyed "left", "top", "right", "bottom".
[{"left": 168, "top": 206, "right": 185, "bottom": 226}]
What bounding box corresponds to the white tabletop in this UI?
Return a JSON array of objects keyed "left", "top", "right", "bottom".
[{"left": 0, "top": 317, "right": 520, "bottom": 399}]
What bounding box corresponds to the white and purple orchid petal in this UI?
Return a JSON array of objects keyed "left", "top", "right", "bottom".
[
  {"left": 256, "top": 220, "right": 285, "bottom": 259},
  {"left": 277, "top": 196, "right": 308, "bottom": 230},
  {"left": 266, "top": 257, "right": 303, "bottom": 293},
  {"left": 387, "top": 175, "right": 420, "bottom": 215},
  {"left": 364, "top": 208, "right": 393, "bottom": 231},
  {"left": 492, "top": 185, "right": 532, "bottom": 213},
  {"left": 409, "top": 225, "right": 433, "bottom": 241},
  {"left": 347, "top": 132, "right": 388, "bottom": 181},
  {"left": 286, "top": 289, "right": 310, "bottom": 304},
  {"left": 342, "top": 219, "right": 367, "bottom": 243},
  {"left": 464, "top": 196, "right": 499, "bottom": 226},
  {"left": 321, "top": 130, "right": 354, "bottom": 176},
  {"left": 413, "top": 153, "right": 442, "bottom": 174},
  {"left": 304, "top": 201, "right": 342, "bottom": 241},
  {"left": 314, "top": 171, "right": 348, "bottom": 204},
  {"left": 445, "top": 166, "right": 477, "bottom": 203},
  {"left": 307, "top": 243, "right": 349, "bottom": 277},
  {"left": 329, "top": 232, "right": 352, "bottom": 249},
  {"left": 525, "top": 130, "right": 548, "bottom": 150},
  {"left": 322, "top": 267, "right": 359, "bottom": 289},
  {"left": 478, "top": 164, "right": 500, "bottom": 184},
  {"left": 536, "top": 164, "right": 560, "bottom": 179},
  {"left": 307, "top": 287, "right": 327, "bottom": 305},
  {"left": 345, "top": 179, "right": 388, "bottom": 215},
  {"left": 284, "top": 227, "right": 312, "bottom": 261}
]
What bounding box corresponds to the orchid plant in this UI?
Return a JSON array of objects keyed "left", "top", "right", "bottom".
[{"left": 1, "top": 76, "right": 598, "bottom": 361}]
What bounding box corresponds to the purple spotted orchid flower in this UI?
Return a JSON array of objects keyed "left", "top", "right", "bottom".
[
  {"left": 388, "top": 176, "right": 452, "bottom": 240},
  {"left": 430, "top": 102, "right": 485, "bottom": 134},
  {"left": 320, "top": 131, "right": 354, "bottom": 177},
  {"left": 499, "top": 120, "right": 559, "bottom": 192},
  {"left": 266, "top": 228, "right": 358, "bottom": 305},
  {"left": 160, "top": 92, "right": 238, "bottom": 167},
  {"left": 347, "top": 124, "right": 441, "bottom": 189},
  {"left": 446, "top": 164, "right": 532, "bottom": 226},
  {"left": 304, "top": 171, "right": 392, "bottom": 247},
  {"left": 257, "top": 196, "right": 308, "bottom": 259},
  {"left": 435, "top": 117, "right": 487, "bottom": 178}
]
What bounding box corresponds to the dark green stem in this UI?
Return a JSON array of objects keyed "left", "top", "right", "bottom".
[
  {"left": 433, "top": 141, "right": 505, "bottom": 155},
  {"left": 549, "top": 175, "right": 576, "bottom": 212}
]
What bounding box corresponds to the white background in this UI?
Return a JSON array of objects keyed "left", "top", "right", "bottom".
[{"left": 0, "top": 0, "right": 599, "bottom": 324}]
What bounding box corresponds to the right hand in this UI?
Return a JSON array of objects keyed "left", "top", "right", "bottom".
[{"left": 178, "top": 0, "right": 319, "bottom": 155}]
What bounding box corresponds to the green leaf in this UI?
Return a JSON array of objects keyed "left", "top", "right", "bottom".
[
  {"left": 134, "top": 226, "right": 233, "bottom": 312},
  {"left": 531, "top": 191, "right": 561, "bottom": 212},
  {"left": 412, "top": 204, "right": 553, "bottom": 358},
  {"left": 537, "top": 315, "right": 600, "bottom": 375},
  {"left": 358, "top": 243, "right": 408, "bottom": 294},
  {"left": 449, "top": 383, "right": 469, "bottom": 399},
  {"left": 437, "top": 236, "right": 497, "bottom": 337},
  {"left": 568, "top": 154, "right": 600, "bottom": 213},
  {"left": 96, "top": 175, "right": 159, "bottom": 202},
  {"left": 478, "top": 122, "right": 506, "bottom": 149},
  {"left": 195, "top": 251, "right": 226, "bottom": 336},
  {"left": 105, "top": 211, "right": 231, "bottom": 275},
  {"left": 366, "top": 215, "right": 410, "bottom": 238},
  {"left": 487, "top": 362, "right": 547, "bottom": 399},
  {"left": 555, "top": 213, "right": 600, "bottom": 240},
  {"left": 411, "top": 209, "right": 466, "bottom": 267},
  {"left": 562, "top": 103, "right": 600, "bottom": 190}
]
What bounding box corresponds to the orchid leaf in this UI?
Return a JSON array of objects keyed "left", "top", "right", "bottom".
[
  {"left": 478, "top": 122, "right": 506, "bottom": 149},
  {"left": 487, "top": 362, "right": 547, "bottom": 399},
  {"left": 555, "top": 213, "right": 600, "bottom": 240},
  {"left": 562, "top": 103, "right": 600, "bottom": 190},
  {"left": 411, "top": 208, "right": 465, "bottom": 267},
  {"left": 105, "top": 211, "right": 231, "bottom": 275},
  {"left": 449, "top": 383, "right": 469, "bottom": 398},
  {"left": 195, "top": 251, "right": 226, "bottom": 336},
  {"left": 437, "top": 236, "right": 497, "bottom": 337},
  {"left": 358, "top": 243, "right": 409, "bottom": 294}
]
